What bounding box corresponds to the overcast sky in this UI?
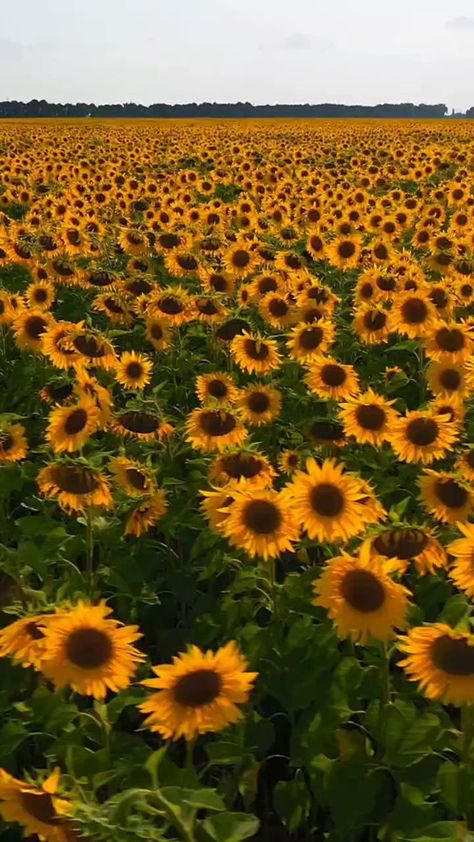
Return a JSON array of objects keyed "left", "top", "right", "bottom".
[{"left": 2, "top": 0, "right": 474, "bottom": 111}]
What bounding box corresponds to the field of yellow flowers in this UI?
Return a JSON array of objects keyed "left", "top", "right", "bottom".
[{"left": 1, "top": 117, "right": 474, "bottom": 841}]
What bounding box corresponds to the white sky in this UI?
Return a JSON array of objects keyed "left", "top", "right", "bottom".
[{"left": 1, "top": 0, "right": 474, "bottom": 111}]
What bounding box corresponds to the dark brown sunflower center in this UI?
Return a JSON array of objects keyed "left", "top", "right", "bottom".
[
  {"left": 177, "top": 254, "right": 198, "bottom": 271},
  {"left": 66, "top": 229, "right": 81, "bottom": 245},
  {"left": 34, "top": 288, "right": 48, "bottom": 302},
  {"left": 158, "top": 296, "right": 183, "bottom": 315},
  {"left": 88, "top": 271, "right": 114, "bottom": 287},
  {"left": 406, "top": 417, "right": 438, "bottom": 447},
  {"left": 243, "top": 339, "right": 269, "bottom": 361},
  {"left": 401, "top": 298, "right": 428, "bottom": 324},
  {"left": 374, "top": 244, "right": 388, "bottom": 260},
  {"left": 321, "top": 364, "right": 346, "bottom": 387},
  {"left": 25, "top": 315, "right": 48, "bottom": 340},
  {"left": 206, "top": 379, "right": 227, "bottom": 399},
  {"left": 242, "top": 499, "right": 281, "bottom": 534},
  {"left": 338, "top": 240, "right": 356, "bottom": 258},
  {"left": 64, "top": 408, "right": 88, "bottom": 435},
  {"left": 363, "top": 310, "right": 387, "bottom": 331},
  {"left": 310, "top": 483, "right": 344, "bottom": 517},
  {"left": 309, "top": 235, "right": 324, "bottom": 252},
  {"left": 430, "top": 288, "right": 448, "bottom": 309},
  {"left": 377, "top": 275, "right": 396, "bottom": 291},
  {"left": 197, "top": 298, "right": 219, "bottom": 316},
  {"left": 125, "top": 468, "right": 148, "bottom": 490},
  {"left": 125, "top": 362, "right": 143, "bottom": 380},
  {"left": 73, "top": 334, "right": 107, "bottom": 358},
  {"left": 0, "top": 434, "right": 13, "bottom": 452},
  {"left": 299, "top": 326, "right": 323, "bottom": 350},
  {"left": 355, "top": 404, "right": 386, "bottom": 431},
  {"left": 431, "top": 635, "right": 474, "bottom": 676},
  {"left": 309, "top": 420, "right": 344, "bottom": 442},
  {"left": 103, "top": 297, "right": 124, "bottom": 314},
  {"left": 150, "top": 323, "right": 164, "bottom": 341},
  {"left": 209, "top": 274, "right": 228, "bottom": 292},
  {"left": 374, "top": 528, "right": 428, "bottom": 560},
  {"left": 199, "top": 411, "right": 236, "bottom": 437},
  {"left": 216, "top": 319, "right": 250, "bottom": 341},
  {"left": 26, "top": 621, "right": 45, "bottom": 640},
  {"left": 221, "top": 454, "right": 262, "bottom": 479},
  {"left": 66, "top": 627, "right": 113, "bottom": 669},
  {"left": 258, "top": 278, "right": 278, "bottom": 294},
  {"left": 340, "top": 569, "right": 385, "bottom": 612},
  {"left": 247, "top": 391, "right": 270, "bottom": 413},
  {"left": 268, "top": 298, "right": 288, "bottom": 317},
  {"left": 118, "top": 411, "right": 158, "bottom": 434},
  {"left": 159, "top": 233, "right": 179, "bottom": 249},
  {"left": 465, "top": 451, "right": 474, "bottom": 469},
  {"left": 20, "top": 791, "right": 57, "bottom": 825},
  {"left": 232, "top": 249, "right": 250, "bottom": 268},
  {"left": 173, "top": 668, "right": 222, "bottom": 707},
  {"left": 52, "top": 466, "right": 99, "bottom": 494},
  {"left": 435, "top": 328, "right": 464, "bottom": 353},
  {"left": 126, "top": 279, "right": 153, "bottom": 296},
  {"left": 434, "top": 479, "right": 468, "bottom": 509},
  {"left": 439, "top": 368, "right": 461, "bottom": 391}
]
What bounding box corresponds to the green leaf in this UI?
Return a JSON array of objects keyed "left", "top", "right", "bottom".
[
  {"left": 404, "top": 821, "right": 461, "bottom": 841},
  {"left": 274, "top": 778, "right": 310, "bottom": 833},
  {"left": 0, "top": 465, "right": 24, "bottom": 493},
  {"left": 160, "top": 786, "right": 225, "bottom": 812},
  {"left": 437, "top": 762, "right": 461, "bottom": 814},
  {"left": 206, "top": 741, "right": 244, "bottom": 765},
  {"left": 203, "top": 812, "right": 259, "bottom": 842},
  {"left": 0, "top": 721, "right": 27, "bottom": 757}
]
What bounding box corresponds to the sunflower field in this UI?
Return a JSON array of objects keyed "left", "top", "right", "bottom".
[{"left": 2, "top": 118, "right": 474, "bottom": 841}]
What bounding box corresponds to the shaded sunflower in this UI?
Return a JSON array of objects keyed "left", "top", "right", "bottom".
[
  {"left": 109, "top": 456, "right": 154, "bottom": 496},
  {"left": 37, "top": 462, "right": 113, "bottom": 513},
  {"left": 230, "top": 332, "right": 281, "bottom": 375},
  {"left": 0, "top": 613, "right": 52, "bottom": 668},
  {"left": 339, "top": 389, "right": 398, "bottom": 447},
  {"left": 424, "top": 320, "right": 473, "bottom": 363},
  {"left": 455, "top": 449, "right": 474, "bottom": 482},
  {"left": 112, "top": 409, "right": 161, "bottom": 441},
  {"left": 447, "top": 523, "right": 474, "bottom": 597},
  {"left": 68, "top": 327, "right": 117, "bottom": 370},
  {"left": 0, "top": 424, "right": 28, "bottom": 463},
  {"left": 41, "top": 321, "right": 84, "bottom": 370},
  {"left": 399, "top": 624, "right": 474, "bottom": 705},
  {"left": 196, "top": 372, "right": 239, "bottom": 405},
  {"left": 139, "top": 641, "right": 257, "bottom": 740},
  {"left": 237, "top": 384, "right": 282, "bottom": 426},
  {"left": 40, "top": 381, "right": 74, "bottom": 405},
  {"left": 327, "top": 235, "right": 362, "bottom": 269},
  {"left": 151, "top": 287, "right": 192, "bottom": 326},
  {"left": 115, "top": 351, "right": 153, "bottom": 390},
  {"left": 74, "top": 368, "right": 113, "bottom": 427},
  {"left": 281, "top": 458, "right": 383, "bottom": 542},
  {"left": 220, "top": 487, "right": 299, "bottom": 560},
  {"left": 361, "top": 525, "right": 447, "bottom": 575},
  {"left": 353, "top": 304, "right": 391, "bottom": 345},
  {"left": 186, "top": 407, "right": 247, "bottom": 453},
  {"left": 259, "top": 292, "right": 295, "bottom": 329},
  {"left": 427, "top": 361, "right": 467, "bottom": 398},
  {"left": 314, "top": 551, "right": 410, "bottom": 643},
  {"left": 308, "top": 419, "right": 346, "bottom": 449},
  {"left": 46, "top": 399, "right": 100, "bottom": 454},
  {"left": 145, "top": 316, "right": 172, "bottom": 351},
  {"left": 13, "top": 309, "right": 54, "bottom": 352},
  {"left": 278, "top": 449, "right": 301, "bottom": 475},
  {"left": 209, "top": 449, "right": 275, "bottom": 488},
  {"left": 388, "top": 293, "right": 436, "bottom": 339},
  {"left": 0, "top": 767, "right": 71, "bottom": 842},
  {"left": 390, "top": 410, "right": 457, "bottom": 464},
  {"left": 287, "top": 320, "right": 335, "bottom": 362},
  {"left": 26, "top": 280, "right": 56, "bottom": 310},
  {"left": 223, "top": 242, "right": 258, "bottom": 277},
  {"left": 306, "top": 356, "right": 360, "bottom": 400},
  {"left": 419, "top": 469, "right": 473, "bottom": 524},
  {"left": 124, "top": 491, "right": 168, "bottom": 537},
  {"left": 200, "top": 486, "right": 239, "bottom": 532},
  {"left": 39, "top": 602, "right": 143, "bottom": 699}
]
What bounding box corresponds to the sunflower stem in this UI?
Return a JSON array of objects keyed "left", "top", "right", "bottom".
[
  {"left": 381, "top": 642, "right": 391, "bottom": 705},
  {"left": 185, "top": 735, "right": 197, "bottom": 770},
  {"left": 461, "top": 704, "right": 474, "bottom": 829},
  {"left": 85, "top": 507, "right": 95, "bottom": 595},
  {"left": 267, "top": 559, "right": 279, "bottom": 620}
]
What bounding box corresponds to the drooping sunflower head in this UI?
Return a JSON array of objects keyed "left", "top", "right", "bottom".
[
  {"left": 0, "top": 613, "right": 52, "bottom": 669},
  {"left": 361, "top": 525, "right": 447, "bottom": 575},
  {"left": 139, "top": 641, "right": 258, "bottom": 740},
  {"left": 307, "top": 418, "right": 346, "bottom": 449},
  {"left": 186, "top": 406, "right": 247, "bottom": 453},
  {"left": 124, "top": 491, "right": 168, "bottom": 537},
  {"left": 209, "top": 449, "right": 275, "bottom": 488},
  {"left": 0, "top": 424, "right": 28, "bottom": 463},
  {"left": 230, "top": 332, "right": 281, "bottom": 375},
  {"left": 0, "top": 767, "right": 72, "bottom": 842},
  {"left": 419, "top": 469, "right": 473, "bottom": 524},
  {"left": 399, "top": 623, "right": 474, "bottom": 705},
  {"left": 109, "top": 456, "right": 154, "bottom": 497},
  {"left": 37, "top": 462, "right": 113, "bottom": 513},
  {"left": 112, "top": 409, "right": 161, "bottom": 441}
]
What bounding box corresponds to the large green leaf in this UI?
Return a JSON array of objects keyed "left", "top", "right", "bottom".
[{"left": 203, "top": 812, "right": 259, "bottom": 842}]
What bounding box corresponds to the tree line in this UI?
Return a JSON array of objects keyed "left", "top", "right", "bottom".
[{"left": 0, "top": 100, "right": 452, "bottom": 119}]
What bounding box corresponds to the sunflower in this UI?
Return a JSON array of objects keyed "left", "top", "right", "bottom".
[
  {"left": 41, "top": 322, "right": 84, "bottom": 370},
  {"left": 278, "top": 449, "right": 301, "bottom": 475},
  {"left": 306, "top": 356, "right": 360, "bottom": 401},
  {"left": 220, "top": 487, "right": 299, "bottom": 560},
  {"left": 186, "top": 407, "right": 247, "bottom": 453},
  {"left": 112, "top": 409, "right": 162, "bottom": 441},
  {"left": 388, "top": 293, "right": 436, "bottom": 339},
  {"left": 282, "top": 458, "right": 382, "bottom": 542},
  {"left": 109, "top": 456, "right": 154, "bottom": 496},
  {"left": 259, "top": 293, "right": 295, "bottom": 329},
  {"left": 68, "top": 327, "right": 117, "bottom": 370},
  {"left": 200, "top": 486, "right": 239, "bottom": 532},
  {"left": 145, "top": 316, "right": 172, "bottom": 351},
  {"left": 40, "top": 381, "right": 74, "bottom": 405},
  {"left": 353, "top": 305, "right": 391, "bottom": 345},
  {"left": 93, "top": 292, "right": 133, "bottom": 325},
  {"left": 447, "top": 523, "right": 474, "bottom": 597},
  {"left": 209, "top": 449, "right": 275, "bottom": 488},
  {"left": 424, "top": 320, "right": 473, "bottom": 363},
  {"left": 199, "top": 267, "right": 235, "bottom": 296},
  {"left": 327, "top": 235, "right": 362, "bottom": 269},
  {"left": 39, "top": 602, "right": 143, "bottom": 699},
  {"left": 419, "top": 469, "right": 474, "bottom": 524},
  {"left": 0, "top": 613, "right": 52, "bottom": 668},
  {"left": 398, "top": 624, "right": 474, "bottom": 705},
  {"left": 196, "top": 372, "right": 239, "bottom": 405},
  {"left": 237, "top": 384, "right": 281, "bottom": 426},
  {"left": 287, "top": 320, "right": 335, "bottom": 362},
  {"left": 455, "top": 449, "right": 474, "bottom": 482},
  {"left": 427, "top": 361, "right": 467, "bottom": 398},
  {"left": 115, "top": 351, "right": 153, "bottom": 390},
  {"left": 361, "top": 526, "right": 447, "bottom": 575},
  {"left": 13, "top": 309, "right": 54, "bottom": 352},
  {"left": 45, "top": 399, "right": 100, "bottom": 454},
  {"left": 314, "top": 551, "right": 410, "bottom": 643},
  {"left": 74, "top": 368, "right": 113, "bottom": 427},
  {"left": 230, "top": 332, "right": 281, "bottom": 375},
  {"left": 124, "top": 491, "right": 168, "bottom": 537},
  {"left": 0, "top": 424, "right": 28, "bottom": 463},
  {"left": 37, "top": 462, "right": 113, "bottom": 513},
  {"left": 0, "top": 767, "right": 71, "bottom": 842},
  {"left": 306, "top": 229, "right": 326, "bottom": 261},
  {"left": 390, "top": 410, "right": 457, "bottom": 464},
  {"left": 308, "top": 419, "right": 346, "bottom": 449},
  {"left": 223, "top": 242, "right": 258, "bottom": 277},
  {"left": 339, "top": 389, "right": 398, "bottom": 447},
  {"left": 151, "top": 287, "right": 193, "bottom": 326},
  {"left": 26, "top": 280, "right": 56, "bottom": 310},
  {"left": 139, "top": 641, "right": 257, "bottom": 740}
]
